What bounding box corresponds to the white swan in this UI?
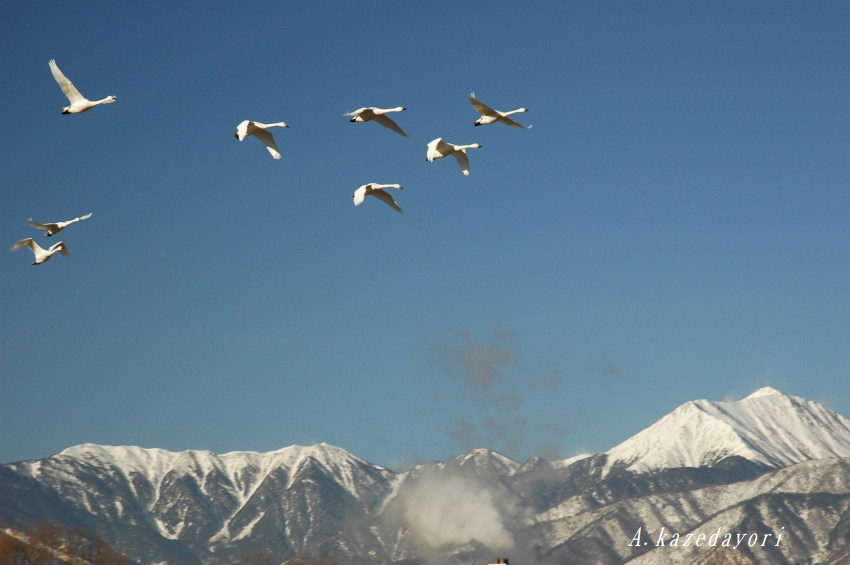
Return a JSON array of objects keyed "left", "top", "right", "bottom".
[
  {"left": 352, "top": 183, "right": 404, "bottom": 213},
  {"left": 49, "top": 59, "right": 116, "bottom": 114},
  {"left": 426, "top": 138, "right": 482, "bottom": 176},
  {"left": 234, "top": 120, "right": 289, "bottom": 159},
  {"left": 11, "top": 238, "right": 69, "bottom": 265},
  {"left": 344, "top": 107, "right": 407, "bottom": 137},
  {"left": 468, "top": 93, "right": 530, "bottom": 128},
  {"left": 28, "top": 212, "right": 92, "bottom": 237}
]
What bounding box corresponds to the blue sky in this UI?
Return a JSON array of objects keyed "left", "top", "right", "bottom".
[{"left": 2, "top": 3, "right": 848, "bottom": 469}]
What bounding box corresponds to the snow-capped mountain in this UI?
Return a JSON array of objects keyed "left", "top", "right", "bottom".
[
  {"left": 603, "top": 386, "right": 850, "bottom": 474},
  {"left": 4, "top": 442, "right": 397, "bottom": 563},
  {"left": 3, "top": 386, "right": 850, "bottom": 564}
]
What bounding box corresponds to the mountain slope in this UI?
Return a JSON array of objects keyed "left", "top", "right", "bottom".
[
  {"left": 603, "top": 386, "right": 850, "bottom": 474},
  {"left": 533, "top": 457, "right": 850, "bottom": 564},
  {"left": 4, "top": 443, "right": 398, "bottom": 564},
  {"left": 4, "top": 387, "right": 850, "bottom": 564}
]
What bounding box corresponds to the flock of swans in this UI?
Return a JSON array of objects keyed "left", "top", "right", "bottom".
[{"left": 11, "top": 59, "right": 531, "bottom": 264}]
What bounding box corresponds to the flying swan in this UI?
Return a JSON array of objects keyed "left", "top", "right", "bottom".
[
  {"left": 344, "top": 107, "right": 408, "bottom": 137},
  {"left": 49, "top": 59, "right": 116, "bottom": 114},
  {"left": 235, "top": 120, "right": 289, "bottom": 159},
  {"left": 426, "top": 138, "right": 482, "bottom": 176},
  {"left": 28, "top": 212, "right": 92, "bottom": 237},
  {"left": 11, "top": 238, "right": 70, "bottom": 265},
  {"left": 352, "top": 183, "right": 404, "bottom": 213},
  {"left": 468, "top": 92, "right": 531, "bottom": 128}
]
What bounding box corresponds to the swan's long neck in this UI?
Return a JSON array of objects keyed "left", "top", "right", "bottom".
[
  {"left": 94, "top": 96, "right": 117, "bottom": 106},
  {"left": 456, "top": 143, "right": 481, "bottom": 151},
  {"left": 267, "top": 121, "right": 289, "bottom": 128},
  {"left": 502, "top": 108, "right": 527, "bottom": 116}
]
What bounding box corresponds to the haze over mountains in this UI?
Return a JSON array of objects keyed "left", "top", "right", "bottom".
[{"left": 3, "top": 387, "right": 850, "bottom": 564}]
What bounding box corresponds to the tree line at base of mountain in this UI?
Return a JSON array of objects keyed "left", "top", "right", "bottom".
[
  {"left": 0, "top": 521, "right": 128, "bottom": 564},
  {"left": 0, "top": 523, "right": 413, "bottom": 565}
]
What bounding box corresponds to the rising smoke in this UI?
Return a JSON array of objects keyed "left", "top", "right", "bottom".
[
  {"left": 426, "top": 328, "right": 565, "bottom": 461},
  {"left": 383, "top": 328, "right": 568, "bottom": 563}
]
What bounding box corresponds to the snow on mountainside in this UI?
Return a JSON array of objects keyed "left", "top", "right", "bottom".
[
  {"left": 15, "top": 441, "right": 397, "bottom": 545},
  {"left": 5, "top": 386, "right": 850, "bottom": 564},
  {"left": 48, "top": 442, "right": 391, "bottom": 503},
  {"left": 603, "top": 386, "right": 850, "bottom": 474}
]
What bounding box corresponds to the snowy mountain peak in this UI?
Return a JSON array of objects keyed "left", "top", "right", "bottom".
[
  {"left": 603, "top": 387, "right": 850, "bottom": 474},
  {"left": 745, "top": 386, "right": 783, "bottom": 398},
  {"left": 455, "top": 448, "right": 521, "bottom": 476}
]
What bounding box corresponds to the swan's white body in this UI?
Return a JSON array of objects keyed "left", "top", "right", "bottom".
[
  {"left": 426, "top": 138, "right": 482, "bottom": 176},
  {"left": 49, "top": 59, "right": 116, "bottom": 114},
  {"left": 468, "top": 93, "right": 530, "bottom": 128},
  {"left": 28, "top": 213, "right": 92, "bottom": 237},
  {"left": 235, "top": 120, "right": 289, "bottom": 159},
  {"left": 352, "top": 183, "right": 404, "bottom": 213},
  {"left": 345, "top": 106, "right": 407, "bottom": 137},
  {"left": 11, "top": 238, "right": 70, "bottom": 265}
]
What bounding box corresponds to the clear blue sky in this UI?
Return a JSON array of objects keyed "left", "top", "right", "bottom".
[{"left": 2, "top": 3, "right": 848, "bottom": 469}]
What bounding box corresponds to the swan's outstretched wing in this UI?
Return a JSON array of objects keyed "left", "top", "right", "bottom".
[
  {"left": 372, "top": 189, "right": 403, "bottom": 213},
  {"left": 374, "top": 114, "right": 407, "bottom": 137},
  {"left": 344, "top": 107, "right": 372, "bottom": 120},
  {"left": 453, "top": 151, "right": 471, "bottom": 176},
  {"left": 49, "top": 59, "right": 85, "bottom": 103},
  {"left": 468, "top": 93, "right": 496, "bottom": 117},
  {"left": 252, "top": 129, "right": 281, "bottom": 159},
  {"left": 50, "top": 242, "right": 70, "bottom": 256},
  {"left": 27, "top": 218, "right": 56, "bottom": 231},
  {"left": 11, "top": 238, "right": 37, "bottom": 252},
  {"left": 497, "top": 114, "right": 530, "bottom": 129}
]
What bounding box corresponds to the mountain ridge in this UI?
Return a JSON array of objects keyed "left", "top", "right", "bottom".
[{"left": 4, "top": 386, "right": 850, "bottom": 564}]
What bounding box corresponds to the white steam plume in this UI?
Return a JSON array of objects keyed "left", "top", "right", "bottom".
[{"left": 399, "top": 469, "right": 515, "bottom": 551}]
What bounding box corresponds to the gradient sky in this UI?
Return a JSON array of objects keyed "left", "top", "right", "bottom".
[{"left": 2, "top": 3, "right": 848, "bottom": 470}]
